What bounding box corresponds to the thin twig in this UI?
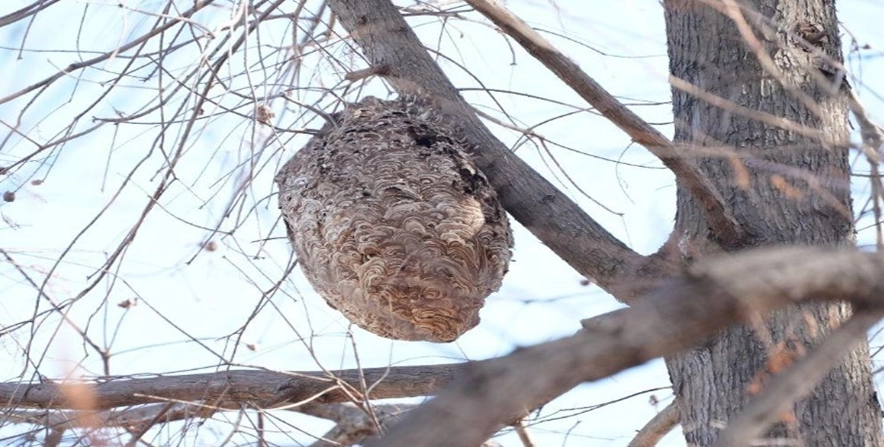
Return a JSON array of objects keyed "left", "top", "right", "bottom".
[
  {"left": 847, "top": 88, "right": 884, "bottom": 163},
  {"left": 463, "top": 0, "right": 743, "bottom": 246},
  {"left": 847, "top": 88, "right": 884, "bottom": 248},
  {"left": 513, "top": 419, "right": 535, "bottom": 447},
  {"left": 714, "top": 0, "right": 824, "bottom": 120},
  {"left": 627, "top": 401, "right": 680, "bottom": 447}
]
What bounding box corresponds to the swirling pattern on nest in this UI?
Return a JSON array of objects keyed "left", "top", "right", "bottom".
[{"left": 275, "top": 96, "right": 512, "bottom": 342}]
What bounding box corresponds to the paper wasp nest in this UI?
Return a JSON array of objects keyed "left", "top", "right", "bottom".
[{"left": 275, "top": 96, "right": 512, "bottom": 342}]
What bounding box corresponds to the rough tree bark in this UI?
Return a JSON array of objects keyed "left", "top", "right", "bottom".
[{"left": 663, "top": 0, "right": 883, "bottom": 444}]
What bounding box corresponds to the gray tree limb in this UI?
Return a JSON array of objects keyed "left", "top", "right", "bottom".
[
  {"left": 324, "top": 0, "right": 655, "bottom": 301},
  {"left": 0, "top": 365, "right": 463, "bottom": 411},
  {"left": 364, "top": 247, "right": 884, "bottom": 446},
  {"left": 4, "top": 249, "right": 881, "bottom": 446}
]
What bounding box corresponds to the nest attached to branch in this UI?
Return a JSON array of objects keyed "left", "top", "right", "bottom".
[{"left": 276, "top": 96, "right": 512, "bottom": 342}]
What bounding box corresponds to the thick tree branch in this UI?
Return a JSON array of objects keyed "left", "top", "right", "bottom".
[
  {"left": 5, "top": 402, "right": 411, "bottom": 447},
  {"left": 713, "top": 308, "right": 884, "bottom": 447},
  {"left": 5, "top": 248, "right": 882, "bottom": 446},
  {"left": 3, "top": 404, "right": 183, "bottom": 431},
  {"left": 365, "top": 248, "right": 884, "bottom": 446},
  {"left": 0, "top": 365, "right": 463, "bottom": 411},
  {"left": 463, "top": 0, "right": 742, "bottom": 246},
  {"left": 324, "top": 0, "right": 652, "bottom": 301}
]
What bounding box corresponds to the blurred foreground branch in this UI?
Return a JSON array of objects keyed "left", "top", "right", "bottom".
[
  {"left": 366, "top": 247, "right": 884, "bottom": 446},
  {"left": 4, "top": 248, "right": 883, "bottom": 446}
]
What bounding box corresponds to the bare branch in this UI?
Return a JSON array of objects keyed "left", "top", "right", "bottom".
[
  {"left": 0, "top": 0, "right": 218, "bottom": 106},
  {"left": 848, "top": 88, "right": 884, "bottom": 162},
  {"left": 713, "top": 308, "right": 884, "bottom": 447},
  {"left": 365, "top": 247, "right": 884, "bottom": 446},
  {"left": 463, "top": 0, "right": 742, "bottom": 246},
  {"left": 5, "top": 401, "right": 413, "bottom": 447},
  {"left": 302, "top": 403, "right": 412, "bottom": 447},
  {"left": 513, "top": 419, "right": 536, "bottom": 447},
  {"left": 3, "top": 402, "right": 211, "bottom": 431},
  {"left": 714, "top": 0, "right": 824, "bottom": 119},
  {"left": 0, "top": 0, "right": 63, "bottom": 28},
  {"left": 668, "top": 76, "right": 828, "bottom": 142},
  {"left": 627, "top": 401, "right": 680, "bottom": 447},
  {"left": 0, "top": 365, "right": 463, "bottom": 411},
  {"left": 324, "top": 0, "right": 652, "bottom": 301}
]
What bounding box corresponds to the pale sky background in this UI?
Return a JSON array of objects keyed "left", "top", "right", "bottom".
[{"left": 1, "top": 0, "right": 883, "bottom": 445}]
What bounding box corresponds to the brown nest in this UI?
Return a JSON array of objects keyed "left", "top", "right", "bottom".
[{"left": 276, "top": 96, "right": 512, "bottom": 342}]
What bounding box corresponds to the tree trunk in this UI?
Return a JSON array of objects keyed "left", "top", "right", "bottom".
[{"left": 663, "top": 0, "right": 883, "bottom": 444}]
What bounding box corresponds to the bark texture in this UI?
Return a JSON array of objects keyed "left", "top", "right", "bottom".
[{"left": 662, "top": 0, "right": 882, "bottom": 444}]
